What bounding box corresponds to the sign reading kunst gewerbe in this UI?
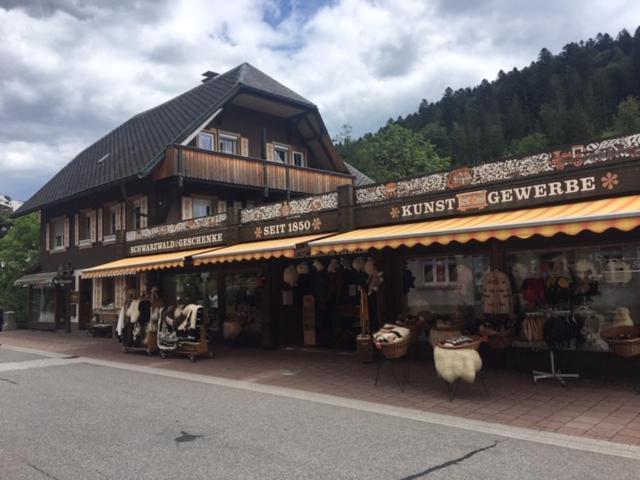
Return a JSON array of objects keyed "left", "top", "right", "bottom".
[
  {"left": 388, "top": 173, "right": 617, "bottom": 221},
  {"left": 129, "top": 232, "right": 224, "bottom": 255}
]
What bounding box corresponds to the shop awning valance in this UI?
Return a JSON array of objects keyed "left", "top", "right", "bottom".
[
  {"left": 13, "top": 271, "right": 58, "bottom": 287},
  {"left": 309, "top": 195, "right": 640, "bottom": 255},
  {"left": 81, "top": 247, "right": 221, "bottom": 278},
  {"left": 192, "top": 233, "right": 332, "bottom": 265}
]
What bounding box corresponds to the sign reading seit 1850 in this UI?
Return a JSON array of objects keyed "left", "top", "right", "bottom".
[
  {"left": 129, "top": 232, "right": 224, "bottom": 255},
  {"left": 390, "top": 174, "right": 611, "bottom": 220}
]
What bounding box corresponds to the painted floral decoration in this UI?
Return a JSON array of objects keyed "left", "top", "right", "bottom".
[
  {"left": 550, "top": 152, "right": 565, "bottom": 170},
  {"left": 312, "top": 218, "right": 322, "bottom": 231},
  {"left": 254, "top": 227, "right": 262, "bottom": 239},
  {"left": 601, "top": 172, "right": 619, "bottom": 190},
  {"left": 390, "top": 207, "right": 400, "bottom": 219}
]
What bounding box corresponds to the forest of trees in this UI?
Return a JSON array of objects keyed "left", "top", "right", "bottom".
[{"left": 337, "top": 27, "right": 640, "bottom": 182}]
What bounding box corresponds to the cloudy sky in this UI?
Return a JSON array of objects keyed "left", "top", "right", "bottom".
[{"left": 1, "top": 0, "right": 639, "bottom": 201}]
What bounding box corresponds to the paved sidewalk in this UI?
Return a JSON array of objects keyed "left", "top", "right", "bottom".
[{"left": 2, "top": 329, "right": 640, "bottom": 447}]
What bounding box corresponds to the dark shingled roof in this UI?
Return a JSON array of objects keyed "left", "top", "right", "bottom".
[
  {"left": 16, "top": 63, "right": 320, "bottom": 216},
  {"left": 345, "top": 162, "right": 374, "bottom": 186}
]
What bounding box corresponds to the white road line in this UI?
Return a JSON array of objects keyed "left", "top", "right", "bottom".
[{"left": 2, "top": 344, "right": 640, "bottom": 460}]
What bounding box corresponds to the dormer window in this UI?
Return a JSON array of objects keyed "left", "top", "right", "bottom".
[
  {"left": 197, "top": 132, "right": 215, "bottom": 151},
  {"left": 219, "top": 133, "right": 238, "bottom": 155},
  {"left": 273, "top": 144, "right": 289, "bottom": 163},
  {"left": 293, "top": 151, "right": 305, "bottom": 167}
]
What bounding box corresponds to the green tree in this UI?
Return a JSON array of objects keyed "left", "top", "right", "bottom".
[
  {"left": 506, "top": 132, "right": 549, "bottom": 156},
  {"left": 609, "top": 96, "right": 640, "bottom": 135},
  {"left": 349, "top": 124, "right": 450, "bottom": 181},
  {"left": 0, "top": 213, "right": 40, "bottom": 314}
]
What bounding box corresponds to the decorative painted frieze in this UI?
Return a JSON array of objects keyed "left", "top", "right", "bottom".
[
  {"left": 240, "top": 193, "right": 338, "bottom": 224},
  {"left": 125, "top": 213, "right": 227, "bottom": 242},
  {"left": 355, "top": 133, "right": 640, "bottom": 205}
]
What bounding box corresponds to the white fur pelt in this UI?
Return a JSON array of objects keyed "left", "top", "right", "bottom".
[
  {"left": 127, "top": 300, "right": 141, "bottom": 324},
  {"left": 434, "top": 346, "right": 482, "bottom": 384}
]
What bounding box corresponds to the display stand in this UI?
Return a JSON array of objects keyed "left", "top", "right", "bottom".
[
  {"left": 532, "top": 350, "right": 579, "bottom": 386},
  {"left": 121, "top": 300, "right": 158, "bottom": 356},
  {"left": 158, "top": 307, "right": 214, "bottom": 363},
  {"left": 374, "top": 351, "right": 410, "bottom": 392}
]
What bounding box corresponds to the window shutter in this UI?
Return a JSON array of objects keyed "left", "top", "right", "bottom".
[
  {"left": 45, "top": 223, "right": 50, "bottom": 251},
  {"left": 90, "top": 210, "right": 97, "bottom": 243},
  {"left": 115, "top": 277, "right": 126, "bottom": 308},
  {"left": 115, "top": 203, "right": 123, "bottom": 231},
  {"left": 217, "top": 200, "right": 227, "bottom": 213},
  {"left": 266, "top": 142, "right": 274, "bottom": 161},
  {"left": 97, "top": 208, "right": 103, "bottom": 241},
  {"left": 140, "top": 197, "right": 148, "bottom": 228},
  {"left": 181, "top": 196, "right": 193, "bottom": 220},
  {"left": 64, "top": 217, "right": 70, "bottom": 248},
  {"left": 74, "top": 214, "right": 79, "bottom": 245},
  {"left": 92, "top": 278, "right": 102, "bottom": 308},
  {"left": 241, "top": 137, "right": 249, "bottom": 157}
]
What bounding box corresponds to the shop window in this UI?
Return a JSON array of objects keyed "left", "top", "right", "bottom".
[
  {"left": 293, "top": 151, "right": 304, "bottom": 167},
  {"left": 197, "top": 132, "right": 215, "bottom": 151},
  {"left": 406, "top": 254, "right": 489, "bottom": 317},
  {"left": 225, "top": 271, "right": 265, "bottom": 340},
  {"left": 193, "top": 198, "right": 212, "bottom": 218},
  {"left": 31, "top": 287, "right": 55, "bottom": 323},
  {"left": 506, "top": 245, "right": 640, "bottom": 351},
  {"left": 52, "top": 218, "right": 65, "bottom": 250},
  {"left": 219, "top": 133, "right": 238, "bottom": 155},
  {"left": 101, "top": 278, "right": 115, "bottom": 308},
  {"left": 273, "top": 144, "right": 289, "bottom": 163}
]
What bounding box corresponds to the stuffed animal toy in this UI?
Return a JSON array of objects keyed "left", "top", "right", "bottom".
[
  {"left": 612, "top": 307, "right": 633, "bottom": 327},
  {"left": 296, "top": 262, "right": 310, "bottom": 275},
  {"left": 434, "top": 347, "right": 482, "bottom": 384},
  {"left": 312, "top": 259, "right": 325, "bottom": 271},
  {"left": 283, "top": 265, "right": 299, "bottom": 286}
]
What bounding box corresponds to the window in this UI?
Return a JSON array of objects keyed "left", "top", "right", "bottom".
[
  {"left": 104, "top": 205, "right": 117, "bottom": 236},
  {"left": 293, "top": 151, "right": 304, "bottom": 167},
  {"left": 219, "top": 133, "right": 238, "bottom": 155},
  {"left": 52, "top": 218, "right": 65, "bottom": 249},
  {"left": 193, "top": 198, "right": 212, "bottom": 218},
  {"left": 423, "top": 257, "right": 458, "bottom": 286},
  {"left": 101, "top": 278, "right": 115, "bottom": 307},
  {"left": 133, "top": 205, "right": 142, "bottom": 230},
  {"left": 197, "top": 132, "right": 215, "bottom": 151},
  {"left": 274, "top": 144, "right": 289, "bottom": 163},
  {"left": 79, "top": 211, "right": 92, "bottom": 241}
]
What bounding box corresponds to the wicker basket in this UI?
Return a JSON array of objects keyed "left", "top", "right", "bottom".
[
  {"left": 601, "top": 326, "right": 640, "bottom": 358},
  {"left": 377, "top": 337, "right": 411, "bottom": 359},
  {"left": 356, "top": 334, "right": 374, "bottom": 363},
  {"left": 480, "top": 326, "right": 516, "bottom": 350},
  {"left": 437, "top": 335, "right": 483, "bottom": 351},
  {"left": 429, "top": 324, "right": 462, "bottom": 346}
]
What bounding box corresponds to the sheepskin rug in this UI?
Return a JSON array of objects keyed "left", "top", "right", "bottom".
[{"left": 434, "top": 346, "right": 482, "bottom": 384}]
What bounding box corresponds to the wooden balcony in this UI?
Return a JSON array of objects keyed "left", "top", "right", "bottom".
[{"left": 152, "top": 146, "right": 353, "bottom": 195}]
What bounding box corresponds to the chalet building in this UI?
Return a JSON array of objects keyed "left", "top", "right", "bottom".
[{"left": 12, "top": 63, "right": 640, "bottom": 376}]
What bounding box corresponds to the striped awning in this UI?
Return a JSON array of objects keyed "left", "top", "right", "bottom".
[
  {"left": 309, "top": 195, "right": 640, "bottom": 255},
  {"left": 193, "top": 233, "right": 332, "bottom": 266},
  {"left": 81, "top": 247, "right": 221, "bottom": 278},
  {"left": 14, "top": 271, "right": 58, "bottom": 287}
]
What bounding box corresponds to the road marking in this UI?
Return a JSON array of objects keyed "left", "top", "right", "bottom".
[
  {"left": 0, "top": 358, "right": 82, "bottom": 373},
  {"left": 3, "top": 344, "right": 640, "bottom": 460}
]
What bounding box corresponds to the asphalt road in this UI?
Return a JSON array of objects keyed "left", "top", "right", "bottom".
[{"left": 0, "top": 348, "right": 638, "bottom": 480}]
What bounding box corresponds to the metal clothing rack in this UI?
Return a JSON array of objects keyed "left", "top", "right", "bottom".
[{"left": 532, "top": 309, "right": 579, "bottom": 386}]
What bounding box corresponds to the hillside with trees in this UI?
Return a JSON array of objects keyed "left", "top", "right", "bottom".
[{"left": 337, "top": 27, "right": 640, "bottom": 182}]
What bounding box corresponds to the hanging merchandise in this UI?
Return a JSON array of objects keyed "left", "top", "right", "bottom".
[
  {"left": 602, "top": 259, "right": 632, "bottom": 284},
  {"left": 158, "top": 303, "right": 213, "bottom": 362},
  {"left": 612, "top": 307, "right": 634, "bottom": 327},
  {"left": 521, "top": 278, "right": 546, "bottom": 310},
  {"left": 121, "top": 297, "right": 157, "bottom": 355},
  {"left": 482, "top": 270, "right": 513, "bottom": 315},
  {"left": 283, "top": 265, "right": 299, "bottom": 287},
  {"left": 573, "top": 306, "right": 607, "bottom": 351},
  {"left": 521, "top": 312, "right": 547, "bottom": 342}
]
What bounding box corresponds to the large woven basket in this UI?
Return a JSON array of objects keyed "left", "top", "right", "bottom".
[
  {"left": 377, "top": 337, "right": 411, "bottom": 359},
  {"left": 429, "top": 324, "right": 462, "bottom": 347},
  {"left": 601, "top": 326, "right": 640, "bottom": 358}
]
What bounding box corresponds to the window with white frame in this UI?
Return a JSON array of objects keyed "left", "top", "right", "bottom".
[
  {"left": 197, "top": 132, "right": 215, "bottom": 151},
  {"left": 104, "top": 205, "right": 117, "bottom": 236},
  {"left": 79, "top": 211, "right": 92, "bottom": 241},
  {"left": 192, "top": 198, "right": 212, "bottom": 218},
  {"left": 132, "top": 205, "right": 142, "bottom": 230},
  {"left": 293, "top": 151, "right": 304, "bottom": 167},
  {"left": 52, "top": 218, "right": 65, "bottom": 249},
  {"left": 273, "top": 144, "right": 289, "bottom": 163},
  {"left": 422, "top": 256, "right": 458, "bottom": 286},
  {"left": 219, "top": 133, "right": 238, "bottom": 155}
]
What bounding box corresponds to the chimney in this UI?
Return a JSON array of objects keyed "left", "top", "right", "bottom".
[{"left": 201, "top": 71, "right": 219, "bottom": 83}]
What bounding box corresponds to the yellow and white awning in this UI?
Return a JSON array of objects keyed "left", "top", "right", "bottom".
[
  {"left": 81, "top": 247, "right": 220, "bottom": 278},
  {"left": 309, "top": 195, "right": 640, "bottom": 255},
  {"left": 193, "top": 233, "right": 331, "bottom": 265}
]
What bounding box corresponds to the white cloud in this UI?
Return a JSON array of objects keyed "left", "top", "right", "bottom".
[{"left": 0, "top": 0, "right": 639, "bottom": 200}]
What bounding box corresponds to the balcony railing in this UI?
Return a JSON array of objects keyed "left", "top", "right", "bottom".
[{"left": 152, "top": 146, "right": 353, "bottom": 195}]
